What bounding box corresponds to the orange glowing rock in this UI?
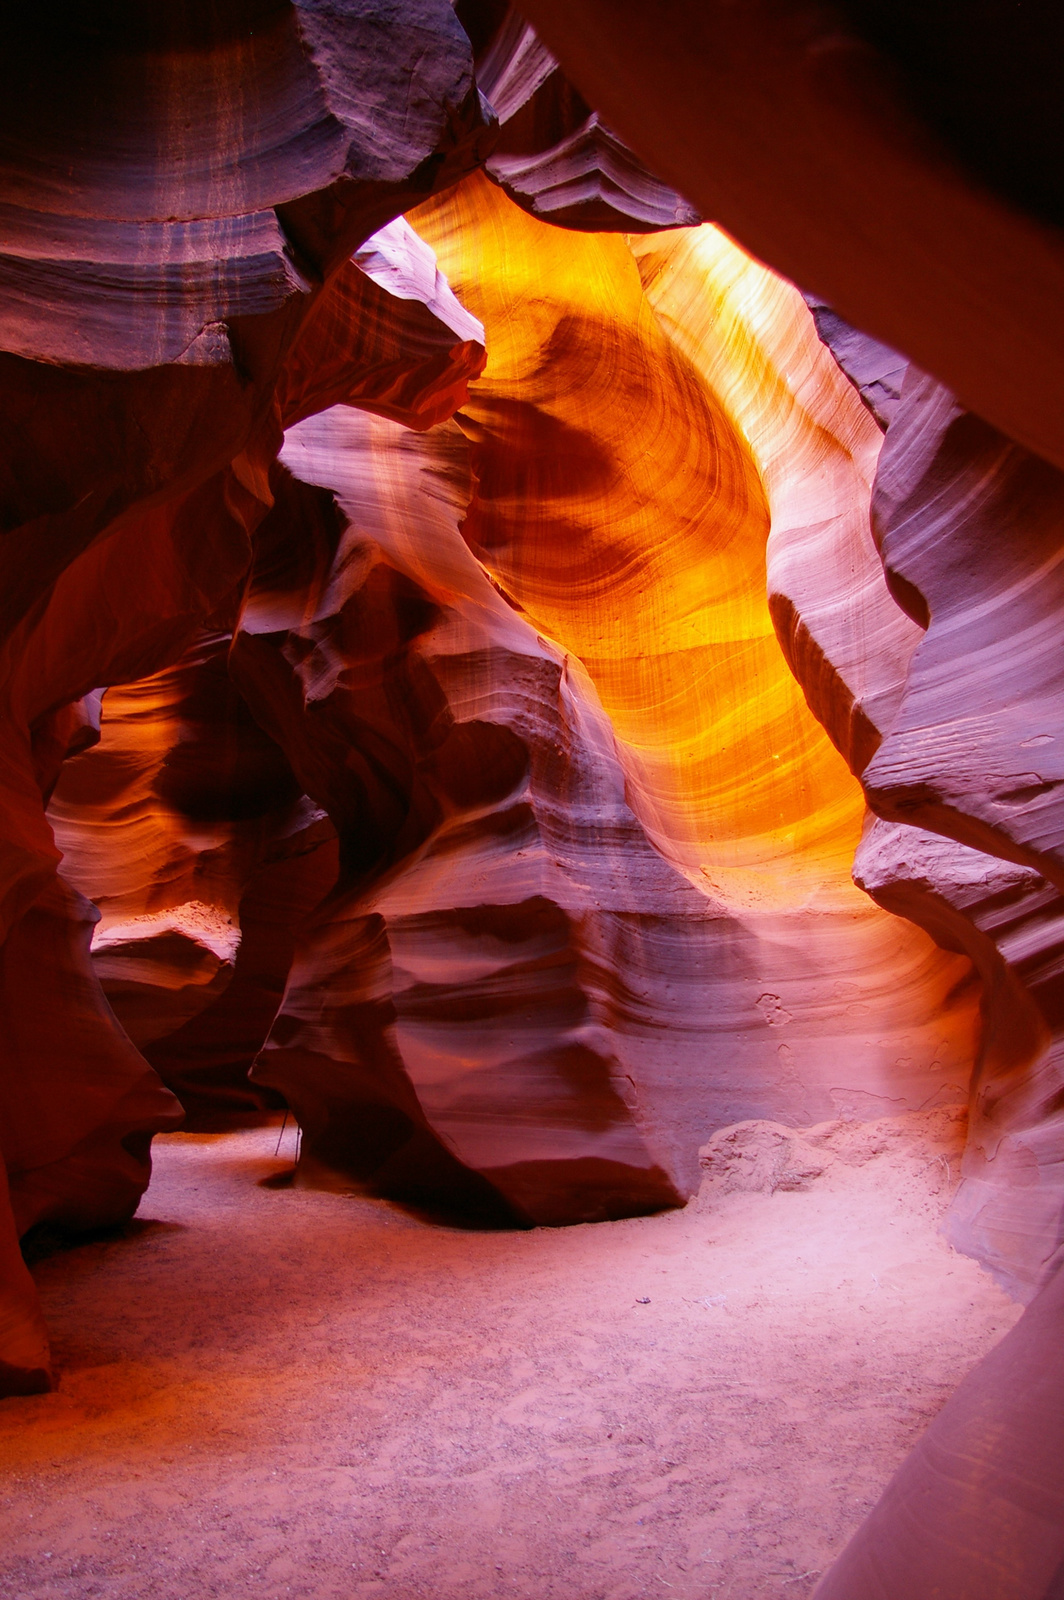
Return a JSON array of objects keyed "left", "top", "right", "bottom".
[{"left": 410, "top": 173, "right": 874, "bottom": 907}]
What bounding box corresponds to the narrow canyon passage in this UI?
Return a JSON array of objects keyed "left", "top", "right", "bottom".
[
  {"left": 4, "top": 6, "right": 1064, "bottom": 1594},
  {"left": 1, "top": 1119, "right": 1017, "bottom": 1600}
]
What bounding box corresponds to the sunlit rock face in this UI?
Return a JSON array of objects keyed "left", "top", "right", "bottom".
[
  {"left": 762, "top": 323, "right": 1064, "bottom": 1600},
  {"left": 514, "top": 0, "right": 1064, "bottom": 476},
  {"left": 47, "top": 638, "right": 336, "bottom": 1117},
  {"left": 768, "top": 339, "right": 1064, "bottom": 1297},
  {"left": 40, "top": 215, "right": 487, "bottom": 1130},
  {"left": 1, "top": 7, "right": 1059, "bottom": 1592},
  {"left": 409, "top": 172, "right": 979, "bottom": 1122},
  {"left": 35, "top": 175, "right": 980, "bottom": 1241},
  {"left": 848, "top": 375, "right": 1064, "bottom": 1296},
  {"left": 862, "top": 382, "right": 1064, "bottom": 1293},
  {"left": 236, "top": 410, "right": 697, "bottom": 1223}
]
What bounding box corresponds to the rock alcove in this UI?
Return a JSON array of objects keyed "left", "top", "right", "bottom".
[{"left": 2, "top": 6, "right": 1063, "bottom": 1598}]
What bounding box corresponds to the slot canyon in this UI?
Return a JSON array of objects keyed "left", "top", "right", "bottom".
[{"left": 1, "top": 4, "right": 1063, "bottom": 1598}]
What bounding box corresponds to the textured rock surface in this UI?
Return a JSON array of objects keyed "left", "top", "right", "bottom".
[
  {"left": 0, "top": 26, "right": 1060, "bottom": 1595},
  {"left": 239, "top": 409, "right": 696, "bottom": 1221},
  {"left": 405, "top": 176, "right": 979, "bottom": 1154},
  {"left": 240, "top": 392, "right": 968, "bottom": 1225},
  {"left": 43, "top": 213, "right": 489, "bottom": 1127},
  {"left": 48, "top": 643, "right": 337, "bottom": 1117},
  {"left": 856, "top": 376, "right": 1064, "bottom": 1295},
  {"left": 0, "top": 1, "right": 490, "bottom": 659},
  {"left": 0, "top": 0, "right": 492, "bottom": 1394},
  {"left": 462, "top": 2, "right": 699, "bottom": 231},
  {"left": 800, "top": 294, "right": 907, "bottom": 431},
  {"left": 865, "top": 372, "right": 1064, "bottom": 881},
  {"left": 515, "top": 0, "right": 1064, "bottom": 475},
  {"left": 768, "top": 335, "right": 1064, "bottom": 1296},
  {"left": 50, "top": 169, "right": 961, "bottom": 1230},
  {"left": 854, "top": 820, "right": 1064, "bottom": 1296},
  {"left": 767, "top": 286, "right": 1064, "bottom": 1597},
  {"left": 0, "top": 3, "right": 484, "bottom": 366}
]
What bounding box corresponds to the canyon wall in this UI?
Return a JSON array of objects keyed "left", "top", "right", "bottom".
[
  {"left": 499, "top": 4, "right": 1064, "bottom": 1592},
  {"left": 3, "top": 7, "right": 1064, "bottom": 1594}
]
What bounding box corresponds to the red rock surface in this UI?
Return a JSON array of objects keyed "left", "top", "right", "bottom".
[
  {"left": 0, "top": 0, "right": 491, "bottom": 1396},
  {"left": 463, "top": 3, "right": 700, "bottom": 231},
  {"left": 515, "top": 0, "right": 1064, "bottom": 474},
  {"left": 1, "top": 7, "right": 1063, "bottom": 1594}
]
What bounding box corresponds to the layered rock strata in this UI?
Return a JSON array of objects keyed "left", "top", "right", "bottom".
[
  {"left": 854, "top": 820, "right": 1064, "bottom": 1296},
  {"left": 39, "top": 214, "right": 490, "bottom": 1122},
  {"left": 236, "top": 409, "right": 698, "bottom": 1222},
  {"left": 407, "top": 177, "right": 979, "bottom": 1143},
  {"left": 769, "top": 319, "right": 1064, "bottom": 1597},
  {"left": 515, "top": 0, "right": 1064, "bottom": 474},
  {"left": 0, "top": 0, "right": 493, "bottom": 1395},
  {"left": 0, "top": 5, "right": 1060, "bottom": 1593},
  {"left": 232, "top": 393, "right": 966, "bottom": 1226},
  {"left": 47, "top": 641, "right": 338, "bottom": 1118},
  {"left": 766, "top": 343, "right": 1064, "bottom": 1296},
  {"left": 40, "top": 175, "right": 983, "bottom": 1236},
  {"left": 858, "top": 378, "right": 1064, "bottom": 1294},
  {"left": 461, "top": 2, "right": 699, "bottom": 230}
]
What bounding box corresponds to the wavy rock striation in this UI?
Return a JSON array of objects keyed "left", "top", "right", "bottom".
[
  {"left": 768, "top": 335, "right": 1064, "bottom": 1296},
  {"left": 858, "top": 376, "right": 1064, "bottom": 1293},
  {"left": 232, "top": 394, "right": 964, "bottom": 1226},
  {"left": 408, "top": 174, "right": 979, "bottom": 1142},
  {"left": 235, "top": 409, "right": 702, "bottom": 1222},
  {"left": 515, "top": 0, "right": 1064, "bottom": 475},
  {"left": 463, "top": 2, "right": 699, "bottom": 231},
  {"left": 776, "top": 324, "right": 1064, "bottom": 1598},
  {"left": 0, "top": 2, "right": 491, "bottom": 1394}
]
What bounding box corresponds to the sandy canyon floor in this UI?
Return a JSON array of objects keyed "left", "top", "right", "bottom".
[{"left": 0, "top": 1113, "right": 1021, "bottom": 1600}]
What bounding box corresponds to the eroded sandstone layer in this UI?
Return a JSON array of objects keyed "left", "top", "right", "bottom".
[
  {"left": 3, "top": 6, "right": 1064, "bottom": 1595},
  {"left": 0, "top": 0, "right": 492, "bottom": 1396}
]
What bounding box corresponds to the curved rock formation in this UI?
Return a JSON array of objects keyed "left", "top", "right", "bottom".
[
  {"left": 463, "top": 3, "right": 699, "bottom": 231},
  {"left": 766, "top": 275, "right": 1064, "bottom": 1599},
  {"left": 47, "top": 639, "right": 337, "bottom": 1117},
  {"left": 41, "top": 212, "right": 490, "bottom": 1129},
  {"left": 857, "top": 376, "right": 1064, "bottom": 1294},
  {"left": 232, "top": 390, "right": 967, "bottom": 1225},
  {"left": 0, "top": 1, "right": 489, "bottom": 658},
  {"left": 763, "top": 329, "right": 1064, "bottom": 1295},
  {"left": 854, "top": 818, "right": 1064, "bottom": 1295},
  {"left": 34, "top": 166, "right": 972, "bottom": 1236},
  {"left": 404, "top": 176, "right": 979, "bottom": 1147},
  {"left": 0, "top": 3, "right": 484, "bottom": 366},
  {"left": 0, "top": 0, "right": 492, "bottom": 1394},
  {"left": 865, "top": 374, "right": 1064, "bottom": 883},
  {"left": 513, "top": 0, "right": 1064, "bottom": 475},
  {"left": 0, "top": 7, "right": 1061, "bottom": 1596},
  {"left": 237, "top": 410, "right": 696, "bottom": 1222}
]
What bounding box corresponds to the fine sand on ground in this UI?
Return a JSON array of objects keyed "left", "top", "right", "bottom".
[{"left": 1, "top": 1111, "right": 1021, "bottom": 1600}]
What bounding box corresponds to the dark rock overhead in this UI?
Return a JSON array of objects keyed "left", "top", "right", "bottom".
[
  {"left": 465, "top": 3, "right": 700, "bottom": 231},
  {"left": 515, "top": 0, "right": 1064, "bottom": 475}
]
